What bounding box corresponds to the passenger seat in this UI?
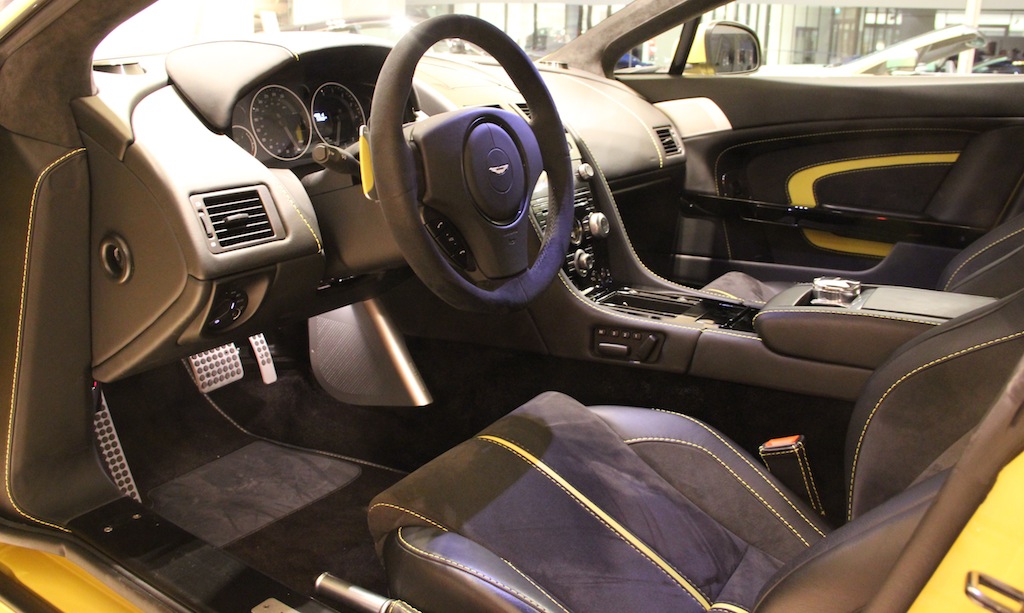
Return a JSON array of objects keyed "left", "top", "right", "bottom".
[{"left": 701, "top": 212, "right": 1024, "bottom": 303}]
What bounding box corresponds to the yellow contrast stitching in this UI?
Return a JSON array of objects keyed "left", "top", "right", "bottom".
[
  {"left": 389, "top": 601, "right": 423, "bottom": 613},
  {"left": 570, "top": 80, "right": 664, "bottom": 168},
  {"left": 626, "top": 437, "right": 811, "bottom": 547},
  {"left": 267, "top": 175, "right": 322, "bottom": 253},
  {"left": 477, "top": 435, "right": 712, "bottom": 609},
  {"left": 847, "top": 330, "right": 1024, "bottom": 520},
  {"left": 752, "top": 309, "right": 941, "bottom": 327},
  {"left": 712, "top": 603, "right": 749, "bottom": 613},
  {"left": 703, "top": 288, "right": 743, "bottom": 301},
  {"left": 713, "top": 129, "right": 975, "bottom": 196},
  {"left": 396, "top": 527, "right": 556, "bottom": 613},
  {"left": 7, "top": 149, "right": 85, "bottom": 534},
  {"left": 943, "top": 224, "right": 1024, "bottom": 291},
  {"left": 573, "top": 135, "right": 710, "bottom": 297},
  {"left": 649, "top": 409, "right": 826, "bottom": 538},
  {"left": 369, "top": 503, "right": 449, "bottom": 533},
  {"left": 762, "top": 444, "right": 824, "bottom": 514},
  {"left": 500, "top": 556, "right": 572, "bottom": 613},
  {"left": 700, "top": 329, "right": 763, "bottom": 342},
  {"left": 797, "top": 444, "right": 824, "bottom": 513}
]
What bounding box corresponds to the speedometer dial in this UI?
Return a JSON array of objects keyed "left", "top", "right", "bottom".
[
  {"left": 311, "top": 82, "right": 366, "bottom": 148},
  {"left": 250, "top": 85, "right": 311, "bottom": 161}
]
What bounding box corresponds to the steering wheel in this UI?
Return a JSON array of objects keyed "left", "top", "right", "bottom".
[{"left": 368, "top": 14, "right": 574, "bottom": 313}]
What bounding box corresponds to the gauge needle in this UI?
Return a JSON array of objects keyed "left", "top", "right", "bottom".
[{"left": 275, "top": 114, "right": 302, "bottom": 149}]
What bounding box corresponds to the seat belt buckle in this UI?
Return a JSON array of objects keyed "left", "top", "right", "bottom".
[{"left": 758, "top": 435, "right": 826, "bottom": 517}]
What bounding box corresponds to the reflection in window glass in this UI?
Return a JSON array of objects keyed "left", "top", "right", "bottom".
[{"left": 704, "top": 1, "right": 1023, "bottom": 75}]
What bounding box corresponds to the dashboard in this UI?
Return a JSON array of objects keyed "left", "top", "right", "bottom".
[{"left": 84, "top": 33, "right": 684, "bottom": 381}]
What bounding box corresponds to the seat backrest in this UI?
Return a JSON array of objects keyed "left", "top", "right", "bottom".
[
  {"left": 937, "top": 213, "right": 1024, "bottom": 297},
  {"left": 845, "top": 287, "right": 1024, "bottom": 521}
]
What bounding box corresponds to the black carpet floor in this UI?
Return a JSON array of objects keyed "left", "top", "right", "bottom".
[{"left": 103, "top": 365, "right": 403, "bottom": 597}]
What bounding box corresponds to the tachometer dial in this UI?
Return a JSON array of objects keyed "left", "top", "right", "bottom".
[
  {"left": 311, "top": 82, "right": 366, "bottom": 148},
  {"left": 250, "top": 85, "right": 311, "bottom": 161},
  {"left": 231, "top": 125, "right": 257, "bottom": 156}
]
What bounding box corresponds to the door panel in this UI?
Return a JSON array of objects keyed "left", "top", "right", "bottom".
[{"left": 615, "top": 75, "right": 1024, "bottom": 289}]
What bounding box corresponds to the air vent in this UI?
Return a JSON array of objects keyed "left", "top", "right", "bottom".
[
  {"left": 654, "top": 126, "right": 682, "bottom": 156},
  {"left": 190, "top": 185, "right": 284, "bottom": 253},
  {"left": 514, "top": 102, "right": 532, "bottom": 120}
]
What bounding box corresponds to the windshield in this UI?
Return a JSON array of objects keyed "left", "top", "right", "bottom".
[{"left": 95, "top": 0, "right": 628, "bottom": 61}]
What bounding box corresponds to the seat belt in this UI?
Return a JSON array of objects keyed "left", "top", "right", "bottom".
[{"left": 758, "top": 435, "right": 826, "bottom": 517}]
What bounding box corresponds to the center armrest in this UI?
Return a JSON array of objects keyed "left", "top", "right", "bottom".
[{"left": 753, "top": 285, "right": 995, "bottom": 369}]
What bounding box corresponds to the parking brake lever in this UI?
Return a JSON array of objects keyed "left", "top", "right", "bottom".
[{"left": 312, "top": 142, "right": 360, "bottom": 176}]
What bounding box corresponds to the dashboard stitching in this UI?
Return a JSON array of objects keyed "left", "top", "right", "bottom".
[
  {"left": 267, "top": 173, "right": 323, "bottom": 252},
  {"left": 576, "top": 132, "right": 741, "bottom": 304},
  {"left": 8, "top": 148, "right": 85, "bottom": 534},
  {"left": 570, "top": 79, "right": 664, "bottom": 169}
]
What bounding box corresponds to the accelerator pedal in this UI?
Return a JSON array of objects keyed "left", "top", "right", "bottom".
[
  {"left": 248, "top": 333, "right": 278, "bottom": 384},
  {"left": 187, "top": 343, "right": 244, "bottom": 393},
  {"left": 93, "top": 390, "right": 141, "bottom": 502}
]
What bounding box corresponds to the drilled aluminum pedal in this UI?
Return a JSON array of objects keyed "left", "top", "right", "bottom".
[
  {"left": 248, "top": 333, "right": 277, "bottom": 384},
  {"left": 188, "top": 343, "right": 244, "bottom": 393},
  {"left": 94, "top": 392, "right": 141, "bottom": 502}
]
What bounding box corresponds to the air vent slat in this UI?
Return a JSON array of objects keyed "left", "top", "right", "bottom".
[
  {"left": 191, "top": 186, "right": 283, "bottom": 253},
  {"left": 654, "top": 126, "right": 681, "bottom": 156},
  {"left": 515, "top": 102, "right": 532, "bottom": 119}
]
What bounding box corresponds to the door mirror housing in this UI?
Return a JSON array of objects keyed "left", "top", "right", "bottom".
[{"left": 688, "top": 21, "right": 761, "bottom": 75}]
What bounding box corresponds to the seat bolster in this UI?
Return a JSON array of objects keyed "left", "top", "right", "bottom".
[
  {"left": 939, "top": 211, "right": 1024, "bottom": 296},
  {"left": 590, "top": 406, "right": 829, "bottom": 559},
  {"left": 753, "top": 472, "right": 944, "bottom": 613},
  {"left": 383, "top": 526, "right": 569, "bottom": 613}
]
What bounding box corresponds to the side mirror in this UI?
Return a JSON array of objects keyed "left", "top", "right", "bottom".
[{"left": 688, "top": 21, "right": 761, "bottom": 75}]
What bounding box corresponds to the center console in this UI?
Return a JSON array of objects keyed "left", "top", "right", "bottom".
[{"left": 521, "top": 130, "right": 997, "bottom": 400}]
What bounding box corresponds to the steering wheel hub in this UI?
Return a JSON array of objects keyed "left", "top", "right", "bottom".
[{"left": 465, "top": 121, "right": 525, "bottom": 224}]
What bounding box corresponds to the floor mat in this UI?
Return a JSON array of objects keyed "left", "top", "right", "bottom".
[{"left": 149, "top": 441, "right": 361, "bottom": 547}]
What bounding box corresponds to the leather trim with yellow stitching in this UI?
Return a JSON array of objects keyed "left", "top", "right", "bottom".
[{"left": 477, "top": 435, "right": 713, "bottom": 610}]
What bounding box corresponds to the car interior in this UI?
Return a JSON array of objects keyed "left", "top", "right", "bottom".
[{"left": 3, "top": 0, "right": 1024, "bottom": 611}]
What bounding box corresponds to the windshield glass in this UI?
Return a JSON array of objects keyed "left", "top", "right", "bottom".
[{"left": 95, "top": 0, "right": 628, "bottom": 61}]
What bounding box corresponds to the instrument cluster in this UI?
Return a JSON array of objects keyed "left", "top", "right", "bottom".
[{"left": 231, "top": 78, "right": 370, "bottom": 166}]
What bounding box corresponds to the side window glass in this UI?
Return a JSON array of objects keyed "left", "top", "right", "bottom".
[
  {"left": 634, "top": 1, "right": 1017, "bottom": 77},
  {"left": 616, "top": 24, "right": 683, "bottom": 73}
]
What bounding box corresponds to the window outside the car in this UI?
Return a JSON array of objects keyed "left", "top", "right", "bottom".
[
  {"left": 94, "top": 0, "right": 630, "bottom": 61},
  {"left": 620, "top": 0, "right": 1021, "bottom": 76}
]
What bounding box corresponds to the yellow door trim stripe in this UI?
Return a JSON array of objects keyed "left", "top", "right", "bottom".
[
  {"left": 477, "top": 434, "right": 712, "bottom": 610},
  {"left": 787, "top": 152, "right": 960, "bottom": 208},
  {"left": 802, "top": 228, "right": 894, "bottom": 258},
  {"left": 786, "top": 153, "right": 958, "bottom": 257}
]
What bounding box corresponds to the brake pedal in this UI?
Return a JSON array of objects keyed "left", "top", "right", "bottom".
[
  {"left": 248, "top": 333, "right": 278, "bottom": 384},
  {"left": 188, "top": 343, "right": 244, "bottom": 393}
]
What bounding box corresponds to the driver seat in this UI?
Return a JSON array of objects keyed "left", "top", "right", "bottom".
[{"left": 368, "top": 288, "right": 1024, "bottom": 612}]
